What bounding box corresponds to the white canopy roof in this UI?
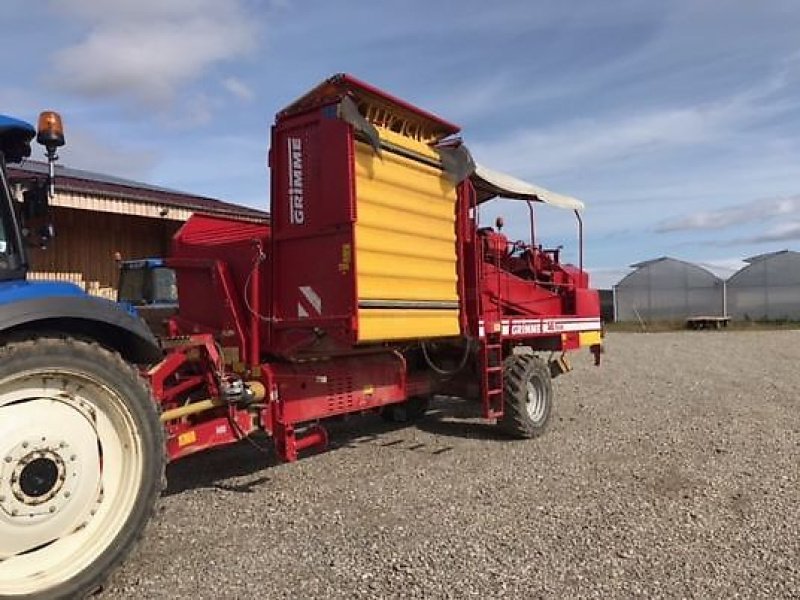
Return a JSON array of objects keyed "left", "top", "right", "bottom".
[{"left": 471, "top": 163, "right": 585, "bottom": 211}]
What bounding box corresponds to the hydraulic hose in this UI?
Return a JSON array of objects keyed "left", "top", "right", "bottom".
[{"left": 420, "top": 338, "right": 473, "bottom": 377}]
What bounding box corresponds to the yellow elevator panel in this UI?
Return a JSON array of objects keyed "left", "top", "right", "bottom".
[{"left": 353, "top": 132, "right": 460, "bottom": 342}]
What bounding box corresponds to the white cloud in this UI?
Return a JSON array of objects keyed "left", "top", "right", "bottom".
[
  {"left": 739, "top": 221, "right": 800, "bottom": 244},
  {"left": 0, "top": 88, "right": 40, "bottom": 118},
  {"left": 222, "top": 77, "right": 255, "bottom": 103},
  {"left": 50, "top": 0, "right": 260, "bottom": 106},
  {"left": 471, "top": 84, "right": 787, "bottom": 180},
  {"left": 177, "top": 94, "right": 216, "bottom": 128},
  {"left": 477, "top": 108, "right": 717, "bottom": 176},
  {"left": 590, "top": 255, "right": 750, "bottom": 289},
  {"left": 58, "top": 128, "right": 158, "bottom": 180},
  {"left": 588, "top": 266, "right": 631, "bottom": 289},
  {"left": 468, "top": 50, "right": 799, "bottom": 182},
  {"left": 694, "top": 258, "right": 746, "bottom": 279},
  {"left": 656, "top": 195, "right": 800, "bottom": 232}
]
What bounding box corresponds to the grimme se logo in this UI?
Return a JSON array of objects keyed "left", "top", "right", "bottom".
[{"left": 288, "top": 137, "right": 305, "bottom": 224}]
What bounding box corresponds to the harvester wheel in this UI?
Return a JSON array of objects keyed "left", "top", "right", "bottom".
[
  {"left": 380, "top": 395, "right": 430, "bottom": 423},
  {"left": 0, "top": 337, "right": 164, "bottom": 600},
  {"left": 500, "top": 354, "right": 553, "bottom": 438}
]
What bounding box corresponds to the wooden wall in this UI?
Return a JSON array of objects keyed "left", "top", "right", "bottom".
[{"left": 27, "top": 207, "right": 182, "bottom": 291}]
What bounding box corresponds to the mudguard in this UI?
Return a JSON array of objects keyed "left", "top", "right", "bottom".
[{"left": 0, "top": 293, "right": 162, "bottom": 364}]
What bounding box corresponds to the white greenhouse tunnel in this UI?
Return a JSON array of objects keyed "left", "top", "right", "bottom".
[{"left": 612, "top": 250, "right": 800, "bottom": 322}]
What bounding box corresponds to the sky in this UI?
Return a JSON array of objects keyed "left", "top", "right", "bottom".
[{"left": 1, "top": 0, "right": 799, "bottom": 288}]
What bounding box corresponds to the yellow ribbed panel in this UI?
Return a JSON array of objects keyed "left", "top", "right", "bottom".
[
  {"left": 358, "top": 309, "right": 460, "bottom": 342},
  {"left": 354, "top": 137, "right": 459, "bottom": 342}
]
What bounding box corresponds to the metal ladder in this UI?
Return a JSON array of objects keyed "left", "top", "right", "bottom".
[{"left": 480, "top": 330, "right": 504, "bottom": 419}]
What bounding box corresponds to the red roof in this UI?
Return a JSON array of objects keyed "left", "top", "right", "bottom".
[{"left": 8, "top": 160, "right": 270, "bottom": 222}]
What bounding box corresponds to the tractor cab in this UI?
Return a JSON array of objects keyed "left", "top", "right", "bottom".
[
  {"left": 117, "top": 258, "right": 178, "bottom": 337},
  {"left": 0, "top": 115, "right": 35, "bottom": 164},
  {"left": 0, "top": 112, "right": 64, "bottom": 281}
]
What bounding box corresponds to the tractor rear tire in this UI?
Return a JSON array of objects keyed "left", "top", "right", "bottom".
[
  {"left": 0, "top": 337, "right": 164, "bottom": 600},
  {"left": 380, "top": 396, "right": 430, "bottom": 423},
  {"left": 500, "top": 353, "right": 553, "bottom": 438}
]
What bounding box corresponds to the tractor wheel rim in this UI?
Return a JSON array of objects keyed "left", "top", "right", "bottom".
[
  {"left": 525, "top": 379, "right": 546, "bottom": 423},
  {"left": 0, "top": 369, "right": 144, "bottom": 596}
]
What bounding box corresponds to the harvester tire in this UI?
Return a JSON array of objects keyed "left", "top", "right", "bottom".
[
  {"left": 380, "top": 395, "right": 430, "bottom": 423},
  {"left": 0, "top": 336, "right": 164, "bottom": 600},
  {"left": 500, "top": 353, "right": 553, "bottom": 438}
]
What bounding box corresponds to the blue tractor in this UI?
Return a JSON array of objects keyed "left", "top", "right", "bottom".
[
  {"left": 117, "top": 258, "right": 178, "bottom": 338},
  {"left": 0, "top": 114, "right": 164, "bottom": 599}
]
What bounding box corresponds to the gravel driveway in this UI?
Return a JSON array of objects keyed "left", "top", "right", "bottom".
[{"left": 104, "top": 331, "right": 799, "bottom": 599}]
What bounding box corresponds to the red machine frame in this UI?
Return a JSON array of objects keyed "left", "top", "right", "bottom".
[{"left": 152, "top": 74, "right": 602, "bottom": 463}]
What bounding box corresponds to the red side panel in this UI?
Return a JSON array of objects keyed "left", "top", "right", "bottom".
[
  {"left": 270, "top": 105, "right": 358, "bottom": 356},
  {"left": 270, "top": 353, "right": 408, "bottom": 423},
  {"left": 574, "top": 288, "right": 600, "bottom": 317},
  {"left": 169, "top": 214, "right": 271, "bottom": 358},
  {"left": 479, "top": 263, "right": 564, "bottom": 321}
]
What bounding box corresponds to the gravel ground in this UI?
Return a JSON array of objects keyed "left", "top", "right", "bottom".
[{"left": 104, "top": 331, "right": 799, "bottom": 599}]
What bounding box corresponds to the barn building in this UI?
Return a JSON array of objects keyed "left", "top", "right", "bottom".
[
  {"left": 613, "top": 257, "right": 725, "bottom": 322},
  {"left": 8, "top": 160, "right": 268, "bottom": 298},
  {"left": 726, "top": 250, "right": 800, "bottom": 320}
]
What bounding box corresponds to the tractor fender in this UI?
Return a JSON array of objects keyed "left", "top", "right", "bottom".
[{"left": 0, "top": 294, "right": 162, "bottom": 364}]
